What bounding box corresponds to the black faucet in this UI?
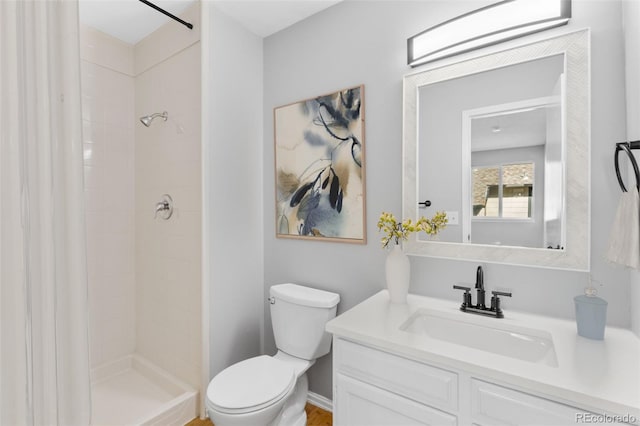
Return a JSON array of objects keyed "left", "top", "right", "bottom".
[
  {"left": 452, "top": 265, "right": 512, "bottom": 318},
  {"left": 475, "top": 265, "right": 485, "bottom": 309}
]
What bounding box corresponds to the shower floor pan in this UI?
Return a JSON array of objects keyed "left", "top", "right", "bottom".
[{"left": 91, "top": 354, "right": 197, "bottom": 426}]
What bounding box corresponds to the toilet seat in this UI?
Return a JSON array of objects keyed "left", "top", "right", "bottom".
[{"left": 207, "top": 355, "right": 296, "bottom": 415}]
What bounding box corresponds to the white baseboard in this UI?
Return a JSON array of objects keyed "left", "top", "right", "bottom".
[{"left": 307, "top": 391, "right": 333, "bottom": 412}]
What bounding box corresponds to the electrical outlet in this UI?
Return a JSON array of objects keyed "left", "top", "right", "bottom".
[{"left": 445, "top": 211, "right": 459, "bottom": 225}]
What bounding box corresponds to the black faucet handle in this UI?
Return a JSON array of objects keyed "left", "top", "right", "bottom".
[
  {"left": 453, "top": 285, "right": 472, "bottom": 309},
  {"left": 490, "top": 290, "right": 511, "bottom": 318}
]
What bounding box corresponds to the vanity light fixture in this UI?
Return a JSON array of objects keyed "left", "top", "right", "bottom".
[{"left": 407, "top": 0, "right": 571, "bottom": 67}]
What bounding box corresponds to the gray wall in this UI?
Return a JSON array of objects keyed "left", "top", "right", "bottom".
[
  {"left": 263, "top": 0, "right": 630, "bottom": 400},
  {"left": 623, "top": 0, "right": 640, "bottom": 337},
  {"left": 204, "top": 3, "right": 265, "bottom": 382}
]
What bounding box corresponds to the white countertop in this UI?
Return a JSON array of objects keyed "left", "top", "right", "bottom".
[{"left": 326, "top": 291, "right": 640, "bottom": 418}]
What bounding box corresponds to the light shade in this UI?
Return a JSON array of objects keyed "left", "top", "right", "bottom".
[{"left": 407, "top": 0, "right": 571, "bottom": 67}]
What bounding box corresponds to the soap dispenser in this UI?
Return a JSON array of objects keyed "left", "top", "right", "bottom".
[{"left": 574, "top": 277, "right": 608, "bottom": 340}]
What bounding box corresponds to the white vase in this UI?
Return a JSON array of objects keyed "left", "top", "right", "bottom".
[{"left": 385, "top": 244, "right": 410, "bottom": 303}]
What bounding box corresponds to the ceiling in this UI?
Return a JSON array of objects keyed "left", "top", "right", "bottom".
[
  {"left": 79, "top": 1, "right": 195, "bottom": 45},
  {"left": 471, "top": 107, "right": 549, "bottom": 152},
  {"left": 213, "top": 1, "right": 341, "bottom": 37},
  {"left": 78, "top": 0, "right": 341, "bottom": 44}
]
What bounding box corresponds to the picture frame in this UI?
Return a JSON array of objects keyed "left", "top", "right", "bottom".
[{"left": 274, "top": 85, "right": 366, "bottom": 243}]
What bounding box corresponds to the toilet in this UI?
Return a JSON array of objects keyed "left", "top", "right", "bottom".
[{"left": 206, "top": 283, "right": 340, "bottom": 426}]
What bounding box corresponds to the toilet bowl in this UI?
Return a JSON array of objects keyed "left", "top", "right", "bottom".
[
  {"left": 206, "top": 352, "right": 312, "bottom": 426},
  {"left": 206, "top": 284, "right": 340, "bottom": 426}
]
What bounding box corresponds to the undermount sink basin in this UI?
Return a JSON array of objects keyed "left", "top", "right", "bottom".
[{"left": 400, "top": 310, "right": 558, "bottom": 367}]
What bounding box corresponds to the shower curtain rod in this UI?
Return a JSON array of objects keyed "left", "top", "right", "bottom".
[{"left": 138, "top": 0, "right": 193, "bottom": 30}]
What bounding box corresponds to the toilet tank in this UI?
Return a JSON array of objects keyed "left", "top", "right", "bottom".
[{"left": 270, "top": 283, "right": 340, "bottom": 360}]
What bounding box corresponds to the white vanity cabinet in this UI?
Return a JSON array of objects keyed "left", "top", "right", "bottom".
[
  {"left": 326, "top": 292, "right": 640, "bottom": 426},
  {"left": 333, "top": 337, "right": 634, "bottom": 426}
]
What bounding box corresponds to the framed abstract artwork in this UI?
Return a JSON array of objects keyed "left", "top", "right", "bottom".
[{"left": 274, "top": 85, "right": 366, "bottom": 243}]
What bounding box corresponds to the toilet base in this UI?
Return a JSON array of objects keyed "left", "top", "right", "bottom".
[
  {"left": 271, "top": 373, "right": 309, "bottom": 426},
  {"left": 291, "top": 412, "right": 307, "bottom": 426}
]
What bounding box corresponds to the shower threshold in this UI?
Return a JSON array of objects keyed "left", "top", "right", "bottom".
[{"left": 91, "top": 354, "right": 197, "bottom": 426}]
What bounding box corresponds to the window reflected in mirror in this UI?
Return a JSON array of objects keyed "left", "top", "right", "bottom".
[{"left": 473, "top": 163, "right": 534, "bottom": 219}]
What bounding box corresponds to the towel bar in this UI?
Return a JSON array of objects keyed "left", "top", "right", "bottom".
[{"left": 615, "top": 141, "right": 640, "bottom": 192}]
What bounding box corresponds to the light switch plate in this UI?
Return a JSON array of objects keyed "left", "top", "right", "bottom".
[{"left": 446, "top": 211, "right": 459, "bottom": 225}]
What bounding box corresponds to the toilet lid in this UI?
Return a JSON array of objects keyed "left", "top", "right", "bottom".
[{"left": 207, "top": 355, "right": 295, "bottom": 412}]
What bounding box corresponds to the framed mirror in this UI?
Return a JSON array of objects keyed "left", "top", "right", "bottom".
[{"left": 403, "top": 30, "right": 589, "bottom": 270}]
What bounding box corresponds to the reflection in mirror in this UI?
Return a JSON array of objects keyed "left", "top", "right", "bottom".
[
  {"left": 473, "top": 164, "right": 534, "bottom": 216},
  {"left": 403, "top": 30, "right": 590, "bottom": 270},
  {"left": 418, "top": 54, "right": 565, "bottom": 249}
]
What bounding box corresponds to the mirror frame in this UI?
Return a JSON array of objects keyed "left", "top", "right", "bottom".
[{"left": 403, "top": 29, "right": 590, "bottom": 271}]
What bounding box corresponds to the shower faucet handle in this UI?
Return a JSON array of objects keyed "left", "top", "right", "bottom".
[
  {"left": 154, "top": 194, "right": 173, "bottom": 220},
  {"left": 154, "top": 202, "right": 169, "bottom": 217}
]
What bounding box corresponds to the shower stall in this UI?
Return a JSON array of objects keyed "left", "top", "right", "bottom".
[
  {"left": 79, "top": 2, "right": 202, "bottom": 424},
  {"left": 3, "top": 1, "right": 263, "bottom": 423}
]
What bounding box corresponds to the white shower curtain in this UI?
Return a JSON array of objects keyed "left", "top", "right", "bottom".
[{"left": 1, "top": 1, "right": 91, "bottom": 425}]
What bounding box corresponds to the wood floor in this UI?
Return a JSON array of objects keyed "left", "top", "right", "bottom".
[
  {"left": 185, "top": 403, "right": 332, "bottom": 426},
  {"left": 304, "top": 403, "right": 332, "bottom": 426}
]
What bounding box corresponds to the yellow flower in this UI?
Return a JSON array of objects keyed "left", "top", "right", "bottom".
[{"left": 377, "top": 211, "right": 447, "bottom": 248}]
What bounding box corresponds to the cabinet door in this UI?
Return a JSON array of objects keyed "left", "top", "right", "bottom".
[
  {"left": 335, "top": 338, "right": 458, "bottom": 412},
  {"left": 335, "top": 374, "right": 457, "bottom": 426},
  {"left": 471, "top": 379, "right": 631, "bottom": 426}
]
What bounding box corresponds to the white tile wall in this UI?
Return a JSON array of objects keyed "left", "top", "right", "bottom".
[
  {"left": 80, "top": 25, "right": 136, "bottom": 368},
  {"left": 134, "top": 5, "right": 202, "bottom": 389},
  {"left": 80, "top": 3, "right": 202, "bottom": 390}
]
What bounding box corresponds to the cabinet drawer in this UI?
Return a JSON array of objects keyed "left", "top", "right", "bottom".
[
  {"left": 471, "top": 379, "right": 630, "bottom": 426},
  {"left": 335, "top": 338, "right": 458, "bottom": 412},
  {"left": 336, "top": 373, "right": 457, "bottom": 426}
]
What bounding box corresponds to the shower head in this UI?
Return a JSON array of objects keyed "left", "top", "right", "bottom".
[{"left": 140, "top": 111, "right": 168, "bottom": 127}]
